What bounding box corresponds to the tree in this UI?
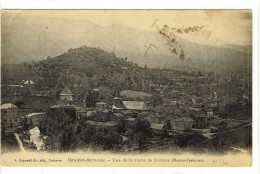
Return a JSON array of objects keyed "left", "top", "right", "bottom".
[
  {"left": 212, "top": 133, "right": 232, "bottom": 152},
  {"left": 197, "top": 71, "right": 203, "bottom": 76},
  {"left": 40, "top": 109, "right": 85, "bottom": 151},
  {"left": 20, "top": 87, "right": 31, "bottom": 96},
  {"left": 150, "top": 94, "right": 163, "bottom": 107},
  {"left": 129, "top": 117, "right": 151, "bottom": 149},
  {"left": 39, "top": 109, "right": 72, "bottom": 137},
  {"left": 14, "top": 99, "right": 25, "bottom": 108},
  {"left": 91, "top": 129, "right": 122, "bottom": 150}
]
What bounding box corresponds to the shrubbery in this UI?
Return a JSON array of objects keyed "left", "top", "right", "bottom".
[
  {"left": 39, "top": 109, "right": 123, "bottom": 152},
  {"left": 174, "top": 130, "right": 208, "bottom": 150},
  {"left": 128, "top": 117, "right": 152, "bottom": 149}
]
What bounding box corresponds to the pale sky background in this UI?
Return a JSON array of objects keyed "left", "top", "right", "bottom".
[
  {"left": 5, "top": 10, "right": 251, "bottom": 46},
  {"left": 1, "top": 10, "right": 252, "bottom": 63}
]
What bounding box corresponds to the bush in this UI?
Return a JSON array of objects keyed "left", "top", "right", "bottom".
[
  {"left": 129, "top": 117, "right": 152, "bottom": 149},
  {"left": 175, "top": 131, "right": 207, "bottom": 149},
  {"left": 91, "top": 129, "right": 122, "bottom": 150},
  {"left": 211, "top": 133, "right": 232, "bottom": 152}
]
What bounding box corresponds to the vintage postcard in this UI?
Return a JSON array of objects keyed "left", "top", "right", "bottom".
[{"left": 1, "top": 10, "right": 252, "bottom": 167}]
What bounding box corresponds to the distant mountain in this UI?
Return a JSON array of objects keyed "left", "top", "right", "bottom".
[
  {"left": 2, "top": 14, "right": 251, "bottom": 73},
  {"left": 225, "top": 44, "right": 252, "bottom": 54}
]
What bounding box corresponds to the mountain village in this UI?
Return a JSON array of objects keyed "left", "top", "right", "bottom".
[{"left": 1, "top": 67, "right": 252, "bottom": 153}]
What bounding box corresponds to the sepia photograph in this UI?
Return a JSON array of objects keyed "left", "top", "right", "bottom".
[{"left": 1, "top": 10, "right": 253, "bottom": 167}]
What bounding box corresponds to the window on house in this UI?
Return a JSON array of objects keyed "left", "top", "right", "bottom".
[
  {"left": 2, "top": 111, "right": 7, "bottom": 114},
  {"left": 15, "top": 119, "right": 18, "bottom": 122}
]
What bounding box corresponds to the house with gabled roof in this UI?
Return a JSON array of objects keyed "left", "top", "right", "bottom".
[
  {"left": 59, "top": 87, "right": 73, "bottom": 101},
  {"left": 1, "top": 103, "right": 23, "bottom": 132},
  {"left": 112, "top": 97, "right": 150, "bottom": 113},
  {"left": 122, "top": 101, "right": 149, "bottom": 112},
  {"left": 190, "top": 111, "right": 208, "bottom": 129},
  {"left": 24, "top": 80, "right": 35, "bottom": 86},
  {"left": 1, "top": 103, "right": 18, "bottom": 118},
  {"left": 112, "top": 97, "right": 126, "bottom": 112},
  {"left": 170, "top": 116, "right": 194, "bottom": 131},
  {"left": 85, "top": 120, "right": 117, "bottom": 132}
]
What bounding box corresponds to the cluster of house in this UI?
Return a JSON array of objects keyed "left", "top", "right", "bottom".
[
  {"left": 50, "top": 87, "right": 231, "bottom": 135},
  {"left": 1, "top": 85, "right": 239, "bottom": 135},
  {"left": 1, "top": 103, "right": 45, "bottom": 132},
  {"left": 1, "top": 80, "right": 47, "bottom": 132}
]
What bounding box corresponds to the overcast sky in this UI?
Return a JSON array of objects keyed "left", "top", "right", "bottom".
[
  {"left": 6, "top": 10, "right": 251, "bottom": 47},
  {"left": 1, "top": 10, "right": 252, "bottom": 63}
]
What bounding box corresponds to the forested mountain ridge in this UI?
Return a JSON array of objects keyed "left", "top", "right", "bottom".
[
  {"left": 26, "top": 46, "right": 170, "bottom": 88},
  {"left": 2, "top": 46, "right": 181, "bottom": 104},
  {"left": 2, "top": 44, "right": 251, "bottom": 107}
]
